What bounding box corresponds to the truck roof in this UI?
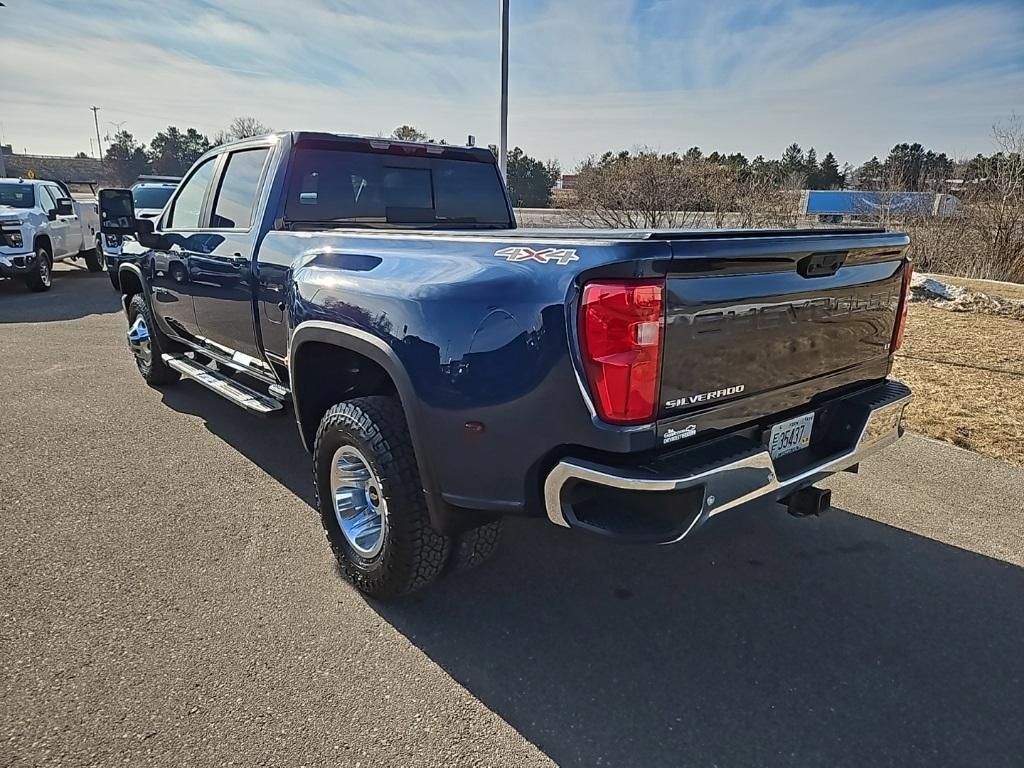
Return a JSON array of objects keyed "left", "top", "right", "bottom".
[{"left": 210, "top": 131, "right": 495, "bottom": 163}]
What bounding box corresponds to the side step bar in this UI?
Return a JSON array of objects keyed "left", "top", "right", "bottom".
[{"left": 162, "top": 354, "right": 284, "bottom": 414}]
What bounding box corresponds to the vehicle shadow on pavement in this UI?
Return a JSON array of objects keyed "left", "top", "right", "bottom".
[
  {"left": 0, "top": 266, "right": 120, "bottom": 323},
  {"left": 377, "top": 508, "right": 1024, "bottom": 768},
  {"left": 158, "top": 387, "right": 314, "bottom": 504},
  {"left": 151, "top": 387, "right": 1024, "bottom": 767}
]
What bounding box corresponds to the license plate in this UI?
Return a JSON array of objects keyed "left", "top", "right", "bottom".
[{"left": 768, "top": 412, "right": 815, "bottom": 459}]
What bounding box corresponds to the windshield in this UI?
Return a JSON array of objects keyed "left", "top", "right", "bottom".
[
  {"left": 0, "top": 183, "right": 36, "bottom": 209},
  {"left": 284, "top": 146, "right": 512, "bottom": 229},
  {"left": 132, "top": 185, "right": 175, "bottom": 210}
]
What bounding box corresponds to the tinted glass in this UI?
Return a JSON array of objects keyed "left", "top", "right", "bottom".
[
  {"left": 37, "top": 185, "right": 55, "bottom": 212},
  {"left": 0, "top": 183, "right": 35, "bottom": 208},
  {"left": 211, "top": 147, "right": 269, "bottom": 228},
  {"left": 132, "top": 186, "right": 175, "bottom": 210},
  {"left": 284, "top": 148, "right": 511, "bottom": 229},
  {"left": 167, "top": 158, "right": 216, "bottom": 229}
]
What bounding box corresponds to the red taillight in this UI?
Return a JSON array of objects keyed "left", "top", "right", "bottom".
[
  {"left": 891, "top": 260, "right": 914, "bottom": 352},
  {"left": 579, "top": 279, "right": 664, "bottom": 424}
]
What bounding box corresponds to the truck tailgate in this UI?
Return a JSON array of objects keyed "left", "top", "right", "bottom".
[{"left": 660, "top": 231, "right": 909, "bottom": 421}]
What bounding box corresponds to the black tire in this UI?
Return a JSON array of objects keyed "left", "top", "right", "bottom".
[
  {"left": 127, "top": 294, "right": 180, "bottom": 385},
  {"left": 83, "top": 241, "right": 104, "bottom": 272},
  {"left": 24, "top": 243, "right": 53, "bottom": 292},
  {"left": 448, "top": 519, "right": 503, "bottom": 573},
  {"left": 109, "top": 270, "right": 121, "bottom": 292},
  {"left": 314, "top": 396, "right": 450, "bottom": 599}
]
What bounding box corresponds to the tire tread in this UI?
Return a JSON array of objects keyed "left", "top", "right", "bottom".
[{"left": 313, "top": 396, "right": 449, "bottom": 598}]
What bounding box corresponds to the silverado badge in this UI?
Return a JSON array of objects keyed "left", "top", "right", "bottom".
[{"left": 495, "top": 246, "right": 579, "bottom": 266}]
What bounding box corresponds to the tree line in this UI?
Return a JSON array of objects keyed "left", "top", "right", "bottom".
[
  {"left": 100, "top": 117, "right": 271, "bottom": 184},
  {"left": 96, "top": 118, "right": 1006, "bottom": 209}
]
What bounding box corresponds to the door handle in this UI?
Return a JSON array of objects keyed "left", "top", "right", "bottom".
[{"left": 229, "top": 252, "right": 248, "bottom": 265}]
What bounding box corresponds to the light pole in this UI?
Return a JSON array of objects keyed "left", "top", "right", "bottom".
[
  {"left": 91, "top": 106, "right": 104, "bottom": 160},
  {"left": 498, "top": 0, "right": 509, "bottom": 182}
]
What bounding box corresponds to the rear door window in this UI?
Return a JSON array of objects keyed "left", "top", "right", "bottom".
[
  {"left": 210, "top": 147, "right": 270, "bottom": 229},
  {"left": 166, "top": 158, "right": 217, "bottom": 229}
]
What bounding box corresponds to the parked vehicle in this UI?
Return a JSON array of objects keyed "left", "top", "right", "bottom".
[
  {"left": 100, "top": 132, "right": 913, "bottom": 599},
  {"left": 131, "top": 176, "right": 180, "bottom": 219},
  {"left": 1, "top": 178, "right": 103, "bottom": 291},
  {"left": 800, "top": 189, "right": 960, "bottom": 224},
  {"left": 102, "top": 176, "right": 181, "bottom": 290}
]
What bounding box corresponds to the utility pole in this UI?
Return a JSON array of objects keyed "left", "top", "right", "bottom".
[
  {"left": 91, "top": 106, "right": 104, "bottom": 160},
  {"left": 498, "top": 0, "right": 509, "bottom": 182}
]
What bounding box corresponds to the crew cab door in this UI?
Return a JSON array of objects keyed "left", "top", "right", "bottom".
[
  {"left": 148, "top": 157, "right": 219, "bottom": 341},
  {"left": 189, "top": 145, "right": 272, "bottom": 359},
  {"left": 37, "top": 186, "right": 69, "bottom": 257}
]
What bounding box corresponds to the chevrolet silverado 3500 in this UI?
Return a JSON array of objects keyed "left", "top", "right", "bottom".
[
  {"left": 1, "top": 178, "right": 103, "bottom": 291},
  {"left": 99, "top": 132, "right": 913, "bottom": 599}
]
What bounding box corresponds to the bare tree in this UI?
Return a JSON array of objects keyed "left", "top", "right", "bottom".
[
  {"left": 213, "top": 116, "right": 271, "bottom": 145},
  {"left": 734, "top": 175, "right": 795, "bottom": 228},
  {"left": 971, "top": 117, "right": 1024, "bottom": 280},
  {"left": 570, "top": 150, "right": 716, "bottom": 228},
  {"left": 391, "top": 125, "right": 430, "bottom": 142},
  {"left": 897, "top": 118, "right": 1024, "bottom": 282}
]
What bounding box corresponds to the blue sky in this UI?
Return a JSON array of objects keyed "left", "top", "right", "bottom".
[{"left": 2, "top": 0, "right": 1022, "bottom": 168}]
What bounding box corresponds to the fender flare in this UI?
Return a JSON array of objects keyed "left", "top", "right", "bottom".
[
  {"left": 289, "top": 320, "right": 444, "bottom": 521},
  {"left": 117, "top": 262, "right": 149, "bottom": 315}
]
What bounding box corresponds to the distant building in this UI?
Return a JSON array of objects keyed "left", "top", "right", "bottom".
[
  {"left": 0, "top": 147, "right": 119, "bottom": 191},
  {"left": 557, "top": 174, "right": 578, "bottom": 191}
]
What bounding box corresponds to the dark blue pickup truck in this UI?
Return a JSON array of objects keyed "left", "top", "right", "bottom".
[{"left": 99, "top": 132, "right": 913, "bottom": 599}]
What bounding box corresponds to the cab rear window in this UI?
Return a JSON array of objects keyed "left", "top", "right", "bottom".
[{"left": 284, "top": 146, "right": 511, "bottom": 229}]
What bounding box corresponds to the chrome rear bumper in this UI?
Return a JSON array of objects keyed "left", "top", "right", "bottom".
[{"left": 543, "top": 380, "right": 911, "bottom": 543}]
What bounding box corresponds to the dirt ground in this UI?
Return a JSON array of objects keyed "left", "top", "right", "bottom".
[{"left": 895, "top": 297, "right": 1024, "bottom": 467}]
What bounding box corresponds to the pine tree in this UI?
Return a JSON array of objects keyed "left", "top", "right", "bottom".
[
  {"left": 856, "top": 156, "right": 884, "bottom": 189},
  {"left": 818, "top": 152, "right": 843, "bottom": 189},
  {"left": 683, "top": 146, "right": 703, "bottom": 163},
  {"left": 804, "top": 148, "right": 819, "bottom": 187}
]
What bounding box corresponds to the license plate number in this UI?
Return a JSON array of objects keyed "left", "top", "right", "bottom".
[{"left": 768, "top": 413, "right": 815, "bottom": 459}]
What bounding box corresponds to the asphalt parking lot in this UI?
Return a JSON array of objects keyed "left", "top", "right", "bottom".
[{"left": 2, "top": 264, "right": 1023, "bottom": 767}]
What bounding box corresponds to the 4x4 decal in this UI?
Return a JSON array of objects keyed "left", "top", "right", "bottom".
[{"left": 494, "top": 246, "right": 579, "bottom": 265}]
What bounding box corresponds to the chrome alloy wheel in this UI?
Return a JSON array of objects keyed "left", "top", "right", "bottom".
[
  {"left": 330, "top": 445, "right": 387, "bottom": 558},
  {"left": 127, "top": 315, "right": 152, "bottom": 366},
  {"left": 37, "top": 249, "right": 51, "bottom": 287}
]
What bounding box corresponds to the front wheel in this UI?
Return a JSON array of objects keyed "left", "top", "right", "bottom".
[
  {"left": 314, "top": 396, "right": 450, "bottom": 599},
  {"left": 126, "top": 294, "right": 180, "bottom": 385},
  {"left": 24, "top": 244, "right": 52, "bottom": 292}
]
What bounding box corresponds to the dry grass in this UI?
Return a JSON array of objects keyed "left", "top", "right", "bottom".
[{"left": 894, "top": 302, "right": 1024, "bottom": 466}]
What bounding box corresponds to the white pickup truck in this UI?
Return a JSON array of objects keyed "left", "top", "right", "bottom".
[{"left": 0, "top": 178, "right": 102, "bottom": 292}]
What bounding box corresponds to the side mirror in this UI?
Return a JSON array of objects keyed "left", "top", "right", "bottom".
[
  {"left": 47, "top": 208, "right": 58, "bottom": 221},
  {"left": 135, "top": 217, "right": 165, "bottom": 249},
  {"left": 99, "top": 188, "right": 137, "bottom": 236},
  {"left": 55, "top": 198, "right": 74, "bottom": 216}
]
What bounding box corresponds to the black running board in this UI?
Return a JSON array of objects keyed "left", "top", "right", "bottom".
[{"left": 162, "top": 354, "right": 284, "bottom": 414}]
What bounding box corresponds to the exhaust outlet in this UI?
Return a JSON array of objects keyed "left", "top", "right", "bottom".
[{"left": 784, "top": 485, "right": 832, "bottom": 517}]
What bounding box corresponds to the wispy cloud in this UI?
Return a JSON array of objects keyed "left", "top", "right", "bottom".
[{"left": 0, "top": 0, "right": 1020, "bottom": 167}]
